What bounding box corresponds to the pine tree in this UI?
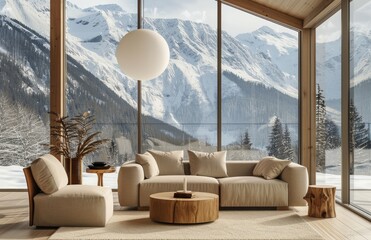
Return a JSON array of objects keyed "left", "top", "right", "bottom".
[
  {"left": 107, "top": 138, "right": 119, "bottom": 166},
  {"left": 325, "top": 118, "right": 341, "bottom": 150},
  {"left": 349, "top": 100, "right": 370, "bottom": 174},
  {"left": 350, "top": 100, "right": 369, "bottom": 150},
  {"left": 242, "top": 130, "right": 252, "bottom": 150},
  {"left": 267, "top": 117, "right": 285, "bottom": 159},
  {"left": 316, "top": 84, "right": 326, "bottom": 172},
  {"left": 283, "top": 125, "right": 294, "bottom": 160}
]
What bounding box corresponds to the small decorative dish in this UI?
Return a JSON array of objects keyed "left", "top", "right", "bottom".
[
  {"left": 92, "top": 161, "right": 107, "bottom": 167},
  {"left": 88, "top": 165, "right": 111, "bottom": 169}
]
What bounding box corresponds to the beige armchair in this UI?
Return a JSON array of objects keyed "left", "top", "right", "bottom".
[{"left": 24, "top": 154, "right": 113, "bottom": 227}]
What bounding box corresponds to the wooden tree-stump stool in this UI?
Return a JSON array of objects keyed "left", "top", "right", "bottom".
[{"left": 304, "top": 185, "right": 336, "bottom": 218}]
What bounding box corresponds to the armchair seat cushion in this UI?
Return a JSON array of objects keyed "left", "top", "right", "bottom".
[
  {"left": 219, "top": 176, "right": 288, "bottom": 207},
  {"left": 33, "top": 185, "right": 113, "bottom": 227}
]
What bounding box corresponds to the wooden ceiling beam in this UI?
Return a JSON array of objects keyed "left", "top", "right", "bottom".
[
  {"left": 304, "top": 0, "right": 340, "bottom": 28},
  {"left": 221, "top": 0, "right": 303, "bottom": 31}
]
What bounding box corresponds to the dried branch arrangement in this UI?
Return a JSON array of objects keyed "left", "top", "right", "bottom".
[{"left": 47, "top": 112, "right": 109, "bottom": 183}]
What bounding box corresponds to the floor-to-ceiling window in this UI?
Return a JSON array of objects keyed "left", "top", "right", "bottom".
[
  {"left": 349, "top": 0, "right": 371, "bottom": 214},
  {"left": 0, "top": 1, "right": 304, "bottom": 189},
  {"left": 221, "top": 4, "right": 299, "bottom": 161},
  {"left": 66, "top": 1, "right": 138, "bottom": 187},
  {"left": 315, "top": 11, "right": 342, "bottom": 198},
  {"left": 0, "top": 0, "right": 50, "bottom": 188},
  {"left": 142, "top": 0, "right": 217, "bottom": 156}
]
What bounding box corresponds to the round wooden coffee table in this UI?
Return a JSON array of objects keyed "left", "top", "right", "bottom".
[{"left": 150, "top": 192, "right": 219, "bottom": 224}]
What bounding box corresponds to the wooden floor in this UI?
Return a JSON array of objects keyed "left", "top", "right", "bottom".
[{"left": 0, "top": 192, "right": 370, "bottom": 240}]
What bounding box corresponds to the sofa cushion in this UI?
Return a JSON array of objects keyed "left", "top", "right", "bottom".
[
  {"left": 188, "top": 150, "right": 228, "bottom": 178},
  {"left": 33, "top": 185, "right": 113, "bottom": 227},
  {"left": 253, "top": 157, "right": 291, "bottom": 179},
  {"left": 219, "top": 176, "right": 288, "bottom": 207},
  {"left": 30, "top": 154, "right": 68, "bottom": 194},
  {"left": 225, "top": 161, "right": 257, "bottom": 177},
  {"left": 148, "top": 150, "right": 184, "bottom": 175},
  {"left": 139, "top": 175, "right": 219, "bottom": 207},
  {"left": 135, "top": 152, "right": 159, "bottom": 179}
]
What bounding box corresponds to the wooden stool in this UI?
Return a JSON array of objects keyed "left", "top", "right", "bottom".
[{"left": 304, "top": 185, "right": 336, "bottom": 218}]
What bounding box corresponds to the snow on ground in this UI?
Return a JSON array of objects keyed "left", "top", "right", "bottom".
[
  {"left": 0, "top": 165, "right": 119, "bottom": 189},
  {"left": 317, "top": 172, "right": 371, "bottom": 190},
  {"left": 1, "top": 164, "right": 371, "bottom": 191}
]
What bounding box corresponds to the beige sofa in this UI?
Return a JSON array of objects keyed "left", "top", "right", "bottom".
[{"left": 118, "top": 160, "right": 308, "bottom": 208}]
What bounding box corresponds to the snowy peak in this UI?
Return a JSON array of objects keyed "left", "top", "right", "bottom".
[
  {"left": 86, "top": 4, "right": 125, "bottom": 13},
  {"left": 67, "top": 4, "right": 135, "bottom": 43},
  {"left": 237, "top": 26, "right": 297, "bottom": 55}
]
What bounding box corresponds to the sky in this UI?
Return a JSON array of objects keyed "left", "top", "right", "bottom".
[
  {"left": 68, "top": 0, "right": 297, "bottom": 37},
  {"left": 316, "top": 0, "right": 371, "bottom": 43},
  {"left": 316, "top": 11, "right": 341, "bottom": 43}
]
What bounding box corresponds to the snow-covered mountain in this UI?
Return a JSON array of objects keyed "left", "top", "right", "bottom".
[
  {"left": 63, "top": 3, "right": 300, "bottom": 124},
  {"left": 0, "top": 14, "right": 192, "bottom": 156},
  {"left": 0, "top": 0, "right": 302, "bottom": 147},
  {"left": 316, "top": 27, "right": 371, "bottom": 123},
  {"left": 0, "top": 0, "right": 302, "bottom": 143},
  {"left": 316, "top": 37, "right": 341, "bottom": 101}
]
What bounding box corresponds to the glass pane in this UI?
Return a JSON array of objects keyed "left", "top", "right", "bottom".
[
  {"left": 66, "top": 1, "right": 138, "bottom": 188},
  {"left": 315, "top": 11, "right": 342, "bottom": 199},
  {"left": 142, "top": 0, "right": 217, "bottom": 157},
  {"left": 221, "top": 4, "right": 299, "bottom": 162},
  {"left": 350, "top": 0, "right": 371, "bottom": 214},
  {"left": 0, "top": 0, "right": 50, "bottom": 188}
]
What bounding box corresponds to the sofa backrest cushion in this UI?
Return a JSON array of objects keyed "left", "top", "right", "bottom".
[
  {"left": 30, "top": 154, "right": 68, "bottom": 194},
  {"left": 135, "top": 152, "right": 160, "bottom": 179},
  {"left": 181, "top": 161, "right": 257, "bottom": 176},
  {"left": 148, "top": 150, "right": 184, "bottom": 175},
  {"left": 225, "top": 161, "right": 257, "bottom": 177},
  {"left": 253, "top": 157, "right": 291, "bottom": 180},
  {"left": 188, "top": 150, "right": 228, "bottom": 178}
]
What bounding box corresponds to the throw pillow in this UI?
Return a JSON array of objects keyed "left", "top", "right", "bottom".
[
  {"left": 148, "top": 150, "right": 184, "bottom": 175},
  {"left": 135, "top": 152, "right": 160, "bottom": 179},
  {"left": 188, "top": 150, "right": 228, "bottom": 178},
  {"left": 30, "top": 154, "right": 68, "bottom": 194},
  {"left": 253, "top": 156, "right": 291, "bottom": 180}
]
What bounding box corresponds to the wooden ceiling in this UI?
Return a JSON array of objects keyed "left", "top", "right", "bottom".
[{"left": 222, "top": 0, "right": 341, "bottom": 30}]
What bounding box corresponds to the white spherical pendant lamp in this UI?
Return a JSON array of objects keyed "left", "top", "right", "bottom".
[{"left": 115, "top": 29, "right": 170, "bottom": 81}]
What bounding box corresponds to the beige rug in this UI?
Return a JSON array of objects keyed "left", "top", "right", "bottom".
[{"left": 49, "top": 210, "right": 323, "bottom": 240}]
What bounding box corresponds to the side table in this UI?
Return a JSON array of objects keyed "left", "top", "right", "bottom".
[
  {"left": 86, "top": 167, "right": 116, "bottom": 186},
  {"left": 304, "top": 185, "right": 336, "bottom": 218}
]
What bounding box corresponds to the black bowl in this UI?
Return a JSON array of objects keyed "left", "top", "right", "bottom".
[{"left": 92, "top": 161, "right": 107, "bottom": 167}]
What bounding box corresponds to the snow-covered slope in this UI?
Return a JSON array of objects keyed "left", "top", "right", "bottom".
[
  {"left": 66, "top": 3, "right": 139, "bottom": 108},
  {"left": 236, "top": 26, "right": 299, "bottom": 90},
  {"left": 138, "top": 19, "right": 299, "bottom": 129},
  {"left": 0, "top": 0, "right": 50, "bottom": 37}
]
